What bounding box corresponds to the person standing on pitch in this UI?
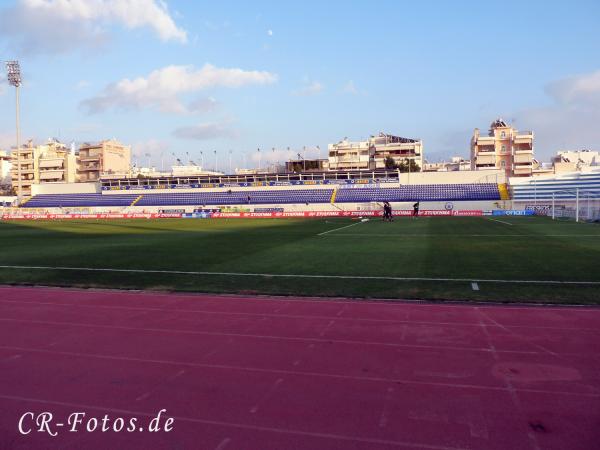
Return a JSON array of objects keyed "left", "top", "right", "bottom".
[
  {"left": 412, "top": 201, "right": 420, "bottom": 218},
  {"left": 386, "top": 202, "right": 393, "bottom": 222},
  {"left": 382, "top": 202, "right": 391, "bottom": 221}
]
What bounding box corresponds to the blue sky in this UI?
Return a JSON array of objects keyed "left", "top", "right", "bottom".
[{"left": 1, "top": 0, "right": 600, "bottom": 170}]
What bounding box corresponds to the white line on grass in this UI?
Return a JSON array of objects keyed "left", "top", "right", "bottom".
[
  {"left": 486, "top": 218, "right": 514, "bottom": 226},
  {"left": 319, "top": 234, "right": 600, "bottom": 237},
  {"left": 0, "top": 265, "right": 598, "bottom": 285},
  {"left": 317, "top": 221, "right": 364, "bottom": 236}
]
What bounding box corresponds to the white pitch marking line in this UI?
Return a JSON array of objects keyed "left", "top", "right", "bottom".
[
  {"left": 0, "top": 265, "right": 598, "bottom": 285},
  {"left": 317, "top": 221, "right": 364, "bottom": 236},
  {"left": 319, "top": 233, "right": 600, "bottom": 237},
  {"left": 486, "top": 218, "right": 514, "bottom": 226},
  {"left": 471, "top": 282, "right": 479, "bottom": 291}
]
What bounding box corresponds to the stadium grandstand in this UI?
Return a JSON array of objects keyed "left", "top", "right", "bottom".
[
  {"left": 10, "top": 169, "right": 508, "bottom": 217},
  {"left": 5, "top": 166, "right": 600, "bottom": 222}
]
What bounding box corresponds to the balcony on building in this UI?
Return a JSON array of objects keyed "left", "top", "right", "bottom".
[
  {"left": 78, "top": 164, "right": 100, "bottom": 171},
  {"left": 513, "top": 153, "right": 533, "bottom": 164},
  {"left": 39, "top": 159, "right": 65, "bottom": 169}
]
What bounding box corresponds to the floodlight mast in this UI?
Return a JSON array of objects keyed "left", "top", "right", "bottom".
[{"left": 5, "top": 61, "right": 22, "bottom": 204}]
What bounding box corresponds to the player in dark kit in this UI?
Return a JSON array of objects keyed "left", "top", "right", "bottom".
[
  {"left": 382, "top": 202, "right": 393, "bottom": 222},
  {"left": 412, "top": 201, "right": 420, "bottom": 218}
]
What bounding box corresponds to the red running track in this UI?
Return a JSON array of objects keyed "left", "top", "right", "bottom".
[{"left": 0, "top": 286, "right": 599, "bottom": 450}]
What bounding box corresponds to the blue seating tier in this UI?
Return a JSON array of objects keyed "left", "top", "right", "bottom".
[{"left": 22, "top": 184, "right": 500, "bottom": 208}]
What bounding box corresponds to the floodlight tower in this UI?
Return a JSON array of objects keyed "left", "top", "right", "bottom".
[{"left": 5, "top": 61, "right": 22, "bottom": 203}]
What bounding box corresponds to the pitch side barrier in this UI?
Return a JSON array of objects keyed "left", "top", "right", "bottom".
[
  {"left": 0, "top": 210, "right": 485, "bottom": 220},
  {"left": 0, "top": 213, "right": 183, "bottom": 220}
]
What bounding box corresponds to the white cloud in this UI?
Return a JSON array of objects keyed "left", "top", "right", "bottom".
[
  {"left": 172, "top": 122, "right": 238, "bottom": 140},
  {"left": 0, "top": 73, "right": 6, "bottom": 96},
  {"left": 515, "top": 70, "right": 600, "bottom": 157},
  {"left": 293, "top": 81, "right": 324, "bottom": 96},
  {"left": 131, "top": 139, "right": 170, "bottom": 166},
  {"left": 545, "top": 70, "right": 600, "bottom": 107},
  {"left": 267, "top": 29, "right": 273, "bottom": 36},
  {"left": 0, "top": 0, "right": 187, "bottom": 54},
  {"left": 187, "top": 96, "right": 219, "bottom": 114},
  {"left": 342, "top": 80, "right": 358, "bottom": 95},
  {"left": 80, "top": 64, "right": 278, "bottom": 114},
  {"left": 75, "top": 80, "right": 90, "bottom": 90}
]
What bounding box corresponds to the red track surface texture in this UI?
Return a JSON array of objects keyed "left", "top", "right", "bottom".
[{"left": 0, "top": 286, "right": 599, "bottom": 450}]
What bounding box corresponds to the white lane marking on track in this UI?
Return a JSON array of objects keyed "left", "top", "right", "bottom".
[
  {"left": 1, "top": 344, "right": 598, "bottom": 398},
  {"left": 379, "top": 386, "right": 395, "bottom": 428},
  {"left": 135, "top": 369, "right": 186, "bottom": 402},
  {"left": 214, "top": 438, "right": 231, "bottom": 450},
  {"left": 0, "top": 264, "right": 598, "bottom": 285},
  {"left": 250, "top": 378, "right": 284, "bottom": 414},
  {"left": 0, "top": 319, "right": 590, "bottom": 357},
  {"left": 1, "top": 298, "right": 597, "bottom": 329}
]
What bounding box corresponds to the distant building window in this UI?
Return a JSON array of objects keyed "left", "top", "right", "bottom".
[
  {"left": 501, "top": 160, "right": 506, "bottom": 168},
  {"left": 501, "top": 131, "right": 506, "bottom": 138},
  {"left": 501, "top": 145, "right": 506, "bottom": 152}
]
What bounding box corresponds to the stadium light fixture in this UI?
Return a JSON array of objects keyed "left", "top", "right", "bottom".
[{"left": 5, "top": 60, "right": 22, "bottom": 204}]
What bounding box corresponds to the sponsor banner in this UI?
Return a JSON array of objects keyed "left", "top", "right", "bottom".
[
  {"left": 183, "top": 212, "right": 213, "bottom": 219},
  {"left": 492, "top": 210, "right": 534, "bottom": 216},
  {"left": 193, "top": 208, "right": 221, "bottom": 213},
  {"left": 453, "top": 210, "right": 483, "bottom": 216},
  {"left": 254, "top": 207, "right": 285, "bottom": 213},
  {"left": 159, "top": 209, "right": 186, "bottom": 214},
  {"left": 211, "top": 210, "right": 456, "bottom": 218},
  {"left": 0, "top": 213, "right": 183, "bottom": 220},
  {"left": 1, "top": 209, "right": 481, "bottom": 220}
]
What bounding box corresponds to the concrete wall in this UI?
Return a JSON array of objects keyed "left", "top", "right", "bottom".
[{"left": 31, "top": 182, "right": 101, "bottom": 195}]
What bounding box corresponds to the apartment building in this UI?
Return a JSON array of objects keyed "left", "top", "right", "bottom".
[
  {"left": 0, "top": 150, "right": 12, "bottom": 181},
  {"left": 471, "top": 119, "right": 534, "bottom": 177},
  {"left": 328, "top": 132, "right": 423, "bottom": 171},
  {"left": 328, "top": 138, "right": 374, "bottom": 171},
  {"left": 10, "top": 139, "right": 77, "bottom": 197},
  {"left": 78, "top": 139, "right": 131, "bottom": 182}
]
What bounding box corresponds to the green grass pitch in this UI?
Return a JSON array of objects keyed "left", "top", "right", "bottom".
[{"left": 0, "top": 216, "right": 599, "bottom": 304}]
